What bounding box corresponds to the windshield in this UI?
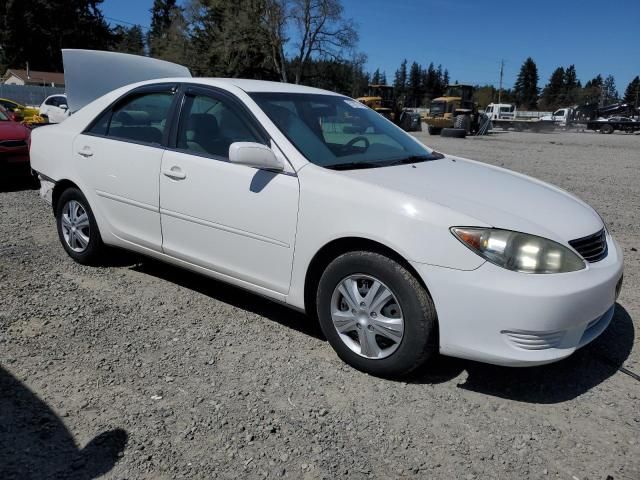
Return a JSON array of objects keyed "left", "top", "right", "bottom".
[
  {"left": 430, "top": 101, "right": 445, "bottom": 116},
  {"left": 251, "top": 93, "right": 441, "bottom": 169}
]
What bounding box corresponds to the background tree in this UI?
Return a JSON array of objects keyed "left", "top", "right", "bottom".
[
  {"left": 393, "top": 59, "right": 408, "bottom": 100},
  {"left": 379, "top": 71, "right": 387, "bottom": 85},
  {"left": 582, "top": 75, "right": 603, "bottom": 104},
  {"left": 371, "top": 68, "right": 381, "bottom": 84},
  {"left": 148, "top": 0, "right": 179, "bottom": 57},
  {"left": 561, "top": 64, "right": 581, "bottom": 105},
  {"left": 262, "top": 0, "right": 289, "bottom": 82},
  {"left": 289, "top": 0, "right": 357, "bottom": 84},
  {"left": 541, "top": 67, "right": 565, "bottom": 109},
  {"left": 602, "top": 74, "right": 618, "bottom": 105},
  {"left": 513, "top": 57, "right": 539, "bottom": 109},
  {"left": 190, "top": 1, "right": 275, "bottom": 78},
  {"left": 407, "top": 61, "right": 423, "bottom": 107},
  {"left": 0, "top": 0, "right": 113, "bottom": 72},
  {"left": 623, "top": 76, "right": 640, "bottom": 107},
  {"left": 111, "top": 25, "right": 146, "bottom": 55}
]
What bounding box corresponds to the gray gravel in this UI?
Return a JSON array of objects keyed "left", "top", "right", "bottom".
[{"left": 1, "top": 129, "right": 639, "bottom": 479}]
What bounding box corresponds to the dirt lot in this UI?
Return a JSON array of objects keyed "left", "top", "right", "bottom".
[{"left": 1, "top": 130, "right": 639, "bottom": 480}]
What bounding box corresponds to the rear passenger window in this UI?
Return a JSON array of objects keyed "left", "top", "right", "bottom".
[
  {"left": 176, "top": 94, "right": 261, "bottom": 158},
  {"left": 88, "top": 91, "right": 174, "bottom": 145}
]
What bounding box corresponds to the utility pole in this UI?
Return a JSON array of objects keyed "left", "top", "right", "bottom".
[{"left": 498, "top": 60, "right": 504, "bottom": 105}]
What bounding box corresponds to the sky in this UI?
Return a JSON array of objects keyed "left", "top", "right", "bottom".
[{"left": 101, "top": 0, "right": 640, "bottom": 92}]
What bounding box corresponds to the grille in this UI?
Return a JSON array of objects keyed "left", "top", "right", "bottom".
[
  {"left": 569, "top": 228, "right": 608, "bottom": 263},
  {"left": 0, "top": 139, "right": 27, "bottom": 148}
]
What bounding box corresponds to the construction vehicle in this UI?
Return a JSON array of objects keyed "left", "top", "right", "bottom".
[
  {"left": 356, "top": 85, "right": 421, "bottom": 132},
  {"left": 422, "top": 84, "right": 481, "bottom": 135}
]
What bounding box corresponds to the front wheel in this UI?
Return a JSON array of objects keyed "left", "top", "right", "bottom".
[
  {"left": 55, "top": 188, "right": 106, "bottom": 265},
  {"left": 316, "top": 251, "right": 438, "bottom": 377}
]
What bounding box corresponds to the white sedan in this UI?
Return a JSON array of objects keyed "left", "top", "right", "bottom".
[{"left": 31, "top": 75, "right": 623, "bottom": 377}]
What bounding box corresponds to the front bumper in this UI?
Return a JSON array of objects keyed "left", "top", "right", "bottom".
[{"left": 413, "top": 234, "right": 624, "bottom": 366}]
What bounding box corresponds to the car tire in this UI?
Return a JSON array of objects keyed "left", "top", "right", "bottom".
[
  {"left": 55, "top": 188, "right": 105, "bottom": 265},
  {"left": 316, "top": 251, "right": 438, "bottom": 377},
  {"left": 441, "top": 127, "right": 466, "bottom": 138},
  {"left": 454, "top": 114, "right": 470, "bottom": 133},
  {"left": 427, "top": 126, "right": 441, "bottom": 135},
  {"left": 600, "top": 124, "right": 614, "bottom": 134}
]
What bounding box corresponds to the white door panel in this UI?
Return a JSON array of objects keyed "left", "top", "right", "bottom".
[
  {"left": 73, "top": 134, "right": 164, "bottom": 250},
  {"left": 159, "top": 150, "right": 299, "bottom": 293}
]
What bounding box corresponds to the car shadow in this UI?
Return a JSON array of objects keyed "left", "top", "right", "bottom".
[
  {"left": 128, "top": 258, "right": 634, "bottom": 403},
  {"left": 0, "top": 176, "right": 39, "bottom": 193},
  {"left": 410, "top": 303, "right": 635, "bottom": 403},
  {"left": 130, "top": 258, "right": 324, "bottom": 340},
  {"left": 0, "top": 365, "right": 128, "bottom": 480}
]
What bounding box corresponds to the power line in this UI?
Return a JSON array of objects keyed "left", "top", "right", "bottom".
[{"left": 104, "top": 16, "right": 150, "bottom": 31}]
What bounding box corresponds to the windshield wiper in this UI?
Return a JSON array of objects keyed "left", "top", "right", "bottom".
[
  {"left": 324, "top": 161, "right": 387, "bottom": 170},
  {"left": 387, "top": 152, "right": 445, "bottom": 166}
]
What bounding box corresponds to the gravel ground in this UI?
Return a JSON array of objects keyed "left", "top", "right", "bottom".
[{"left": 1, "top": 130, "right": 639, "bottom": 480}]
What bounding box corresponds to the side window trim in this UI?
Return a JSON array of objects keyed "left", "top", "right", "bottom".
[{"left": 82, "top": 83, "right": 180, "bottom": 148}]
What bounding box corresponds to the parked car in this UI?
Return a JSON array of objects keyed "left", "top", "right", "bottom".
[
  {"left": 0, "top": 98, "right": 43, "bottom": 124},
  {"left": 31, "top": 74, "right": 624, "bottom": 377},
  {"left": 0, "top": 105, "right": 32, "bottom": 177},
  {"left": 39, "top": 94, "right": 70, "bottom": 124}
]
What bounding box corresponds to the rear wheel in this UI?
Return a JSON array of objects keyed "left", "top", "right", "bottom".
[
  {"left": 316, "top": 251, "right": 437, "bottom": 377},
  {"left": 600, "top": 124, "right": 614, "bottom": 134},
  {"left": 55, "top": 188, "right": 106, "bottom": 265},
  {"left": 454, "top": 114, "right": 470, "bottom": 133}
]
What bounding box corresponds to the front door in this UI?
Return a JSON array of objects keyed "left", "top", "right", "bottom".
[{"left": 159, "top": 89, "right": 299, "bottom": 294}]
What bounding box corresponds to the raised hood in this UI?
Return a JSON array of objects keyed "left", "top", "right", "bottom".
[
  {"left": 342, "top": 156, "right": 603, "bottom": 243},
  {"left": 62, "top": 50, "right": 191, "bottom": 113}
]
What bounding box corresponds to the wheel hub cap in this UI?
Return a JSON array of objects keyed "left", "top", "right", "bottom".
[
  {"left": 330, "top": 274, "right": 404, "bottom": 359},
  {"left": 61, "top": 200, "right": 90, "bottom": 253}
]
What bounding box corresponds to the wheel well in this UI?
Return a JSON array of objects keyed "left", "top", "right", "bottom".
[
  {"left": 303, "top": 237, "right": 429, "bottom": 318},
  {"left": 51, "top": 179, "right": 79, "bottom": 215}
]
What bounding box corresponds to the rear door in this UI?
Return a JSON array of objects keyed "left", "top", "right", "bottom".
[
  {"left": 74, "top": 84, "right": 179, "bottom": 251},
  {"left": 159, "top": 86, "right": 299, "bottom": 294}
]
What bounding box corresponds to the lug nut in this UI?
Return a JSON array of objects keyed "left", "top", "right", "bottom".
[
  {"left": 370, "top": 312, "right": 377, "bottom": 318},
  {"left": 367, "top": 325, "right": 374, "bottom": 331},
  {"left": 360, "top": 302, "right": 366, "bottom": 307}
]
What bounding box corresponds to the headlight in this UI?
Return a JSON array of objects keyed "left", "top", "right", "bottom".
[{"left": 451, "top": 227, "right": 586, "bottom": 273}]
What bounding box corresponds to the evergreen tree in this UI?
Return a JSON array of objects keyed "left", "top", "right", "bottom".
[
  {"left": 602, "top": 75, "right": 618, "bottom": 105},
  {"left": 380, "top": 71, "right": 387, "bottom": 85},
  {"left": 582, "top": 75, "right": 603, "bottom": 104},
  {"left": 541, "top": 67, "right": 565, "bottom": 109},
  {"left": 513, "top": 57, "right": 539, "bottom": 109},
  {"left": 0, "top": 0, "right": 113, "bottom": 71},
  {"left": 371, "top": 68, "right": 381, "bottom": 84},
  {"left": 407, "top": 61, "right": 423, "bottom": 107},
  {"left": 562, "top": 65, "right": 581, "bottom": 105},
  {"left": 623, "top": 76, "right": 640, "bottom": 107},
  {"left": 393, "top": 59, "right": 408, "bottom": 98},
  {"left": 111, "top": 25, "right": 145, "bottom": 55}
]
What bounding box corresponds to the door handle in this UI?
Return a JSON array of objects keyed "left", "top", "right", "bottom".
[
  {"left": 77, "top": 147, "right": 93, "bottom": 158},
  {"left": 162, "top": 166, "right": 187, "bottom": 180}
]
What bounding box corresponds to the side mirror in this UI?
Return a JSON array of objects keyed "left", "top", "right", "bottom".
[
  {"left": 60, "top": 104, "right": 68, "bottom": 110},
  {"left": 228, "top": 142, "right": 284, "bottom": 171}
]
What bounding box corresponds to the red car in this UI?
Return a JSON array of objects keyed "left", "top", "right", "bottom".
[{"left": 0, "top": 105, "right": 32, "bottom": 177}]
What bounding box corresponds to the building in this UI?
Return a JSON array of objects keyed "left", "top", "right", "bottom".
[{"left": 2, "top": 69, "right": 65, "bottom": 88}]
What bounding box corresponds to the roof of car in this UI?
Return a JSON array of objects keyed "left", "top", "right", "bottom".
[{"left": 181, "top": 78, "right": 343, "bottom": 96}]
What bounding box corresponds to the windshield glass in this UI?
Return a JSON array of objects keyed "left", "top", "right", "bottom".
[
  {"left": 251, "top": 92, "right": 440, "bottom": 169},
  {"left": 430, "top": 101, "right": 445, "bottom": 116}
]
